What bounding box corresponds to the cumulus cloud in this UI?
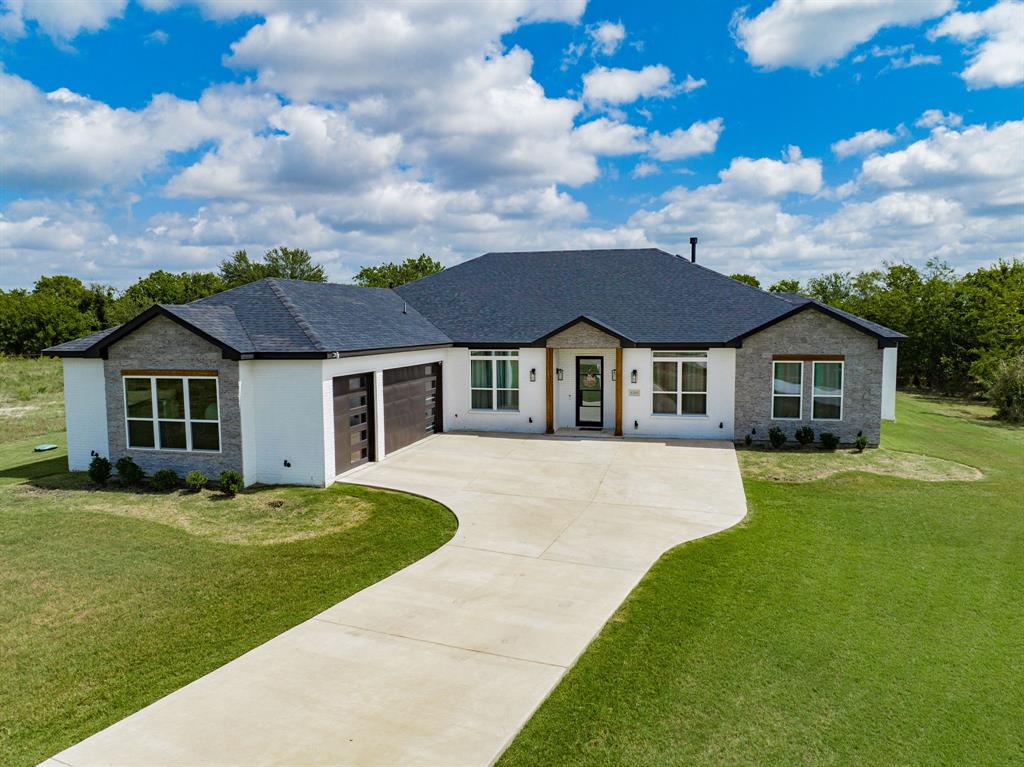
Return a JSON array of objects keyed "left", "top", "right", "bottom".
[
  {"left": 582, "top": 64, "right": 680, "bottom": 106},
  {"left": 588, "top": 20, "right": 625, "bottom": 55},
  {"left": 631, "top": 161, "right": 660, "bottom": 179},
  {"left": 732, "top": 0, "right": 953, "bottom": 71},
  {"left": 930, "top": 0, "right": 1024, "bottom": 88},
  {"left": 916, "top": 109, "right": 963, "bottom": 129},
  {"left": 831, "top": 126, "right": 905, "bottom": 158},
  {"left": 572, "top": 118, "right": 648, "bottom": 156},
  {"left": 718, "top": 145, "right": 823, "bottom": 197},
  {"left": 0, "top": 0, "right": 127, "bottom": 41},
  {"left": 648, "top": 118, "right": 723, "bottom": 161}
]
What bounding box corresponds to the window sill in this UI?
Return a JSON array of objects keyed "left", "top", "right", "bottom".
[
  {"left": 127, "top": 446, "right": 223, "bottom": 454},
  {"left": 651, "top": 413, "right": 709, "bottom": 419},
  {"left": 468, "top": 409, "right": 520, "bottom": 414}
]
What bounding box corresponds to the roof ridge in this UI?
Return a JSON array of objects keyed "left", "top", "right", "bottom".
[{"left": 265, "top": 278, "right": 329, "bottom": 352}]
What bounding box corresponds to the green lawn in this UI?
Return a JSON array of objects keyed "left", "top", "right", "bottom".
[
  {"left": 0, "top": 371, "right": 456, "bottom": 766},
  {"left": 500, "top": 393, "right": 1024, "bottom": 767},
  {"left": 0, "top": 355, "right": 65, "bottom": 443}
]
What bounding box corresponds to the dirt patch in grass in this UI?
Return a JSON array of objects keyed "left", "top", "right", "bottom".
[
  {"left": 737, "top": 446, "right": 983, "bottom": 483},
  {"left": 12, "top": 475, "right": 374, "bottom": 545}
]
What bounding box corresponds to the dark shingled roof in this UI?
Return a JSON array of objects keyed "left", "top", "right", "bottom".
[
  {"left": 45, "top": 249, "right": 904, "bottom": 358},
  {"left": 396, "top": 248, "right": 905, "bottom": 345}
]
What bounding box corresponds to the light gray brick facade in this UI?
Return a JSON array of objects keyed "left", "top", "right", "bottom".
[
  {"left": 546, "top": 322, "right": 620, "bottom": 348},
  {"left": 103, "top": 316, "right": 243, "bottom": 477},
  {"left": 734, "top": 310, "right": 883, "bottom": 445}
]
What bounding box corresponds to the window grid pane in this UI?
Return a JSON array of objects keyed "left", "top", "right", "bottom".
[
  {"left": 773, "top": 396, "right": 801, "bottom": 419},
  {"left": 773, "top": 362, "right": 802, "bottom": 395},
  {"left": 123, "top": 376, "right": 219, "bottom": 452}
]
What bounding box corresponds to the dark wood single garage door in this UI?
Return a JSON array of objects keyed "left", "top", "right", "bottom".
[
  {"left": 383, "top": 363, "right": 441, "bottom": 455},
  {"left": 333, "top": 373, "right": 374, "bottom": 476}
]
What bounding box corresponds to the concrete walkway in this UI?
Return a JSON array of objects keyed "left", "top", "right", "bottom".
[{"left": 45, "top": 433, "right": 746, "bottom": 767}]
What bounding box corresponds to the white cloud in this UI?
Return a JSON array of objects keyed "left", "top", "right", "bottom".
[
  {"left": 719, "top": 145, "right": 823, "bottom": 197},
  {"left": 916, "top": 109, "right": 963, "bottom": 129},
  {"left": 648, "top": 118, "right": 723, "bottom": 161},
  {"left": 831, "top": 127, "right": 903, "bottom": 158},
  {"left": 732, "top": 0, "right": 953, "bottom": 71},
  {"left": 631, "top": 161, "right": 660, "bottom": 179},
  {"left": 0, "top": 71, "right": 278, "bottom": 192},
  {"left": 582, "top": 64, "right": 677, "bottom": 106},
  {"left": 931, "top": 0, "right": 1024, "bottom": 88},
  {"left": 144, "top": 29, "right": 169, "bottom": 45},
  {"left": 572, "top": 118, "right": 648, "bottom": 156},
  {"left": 889, "top": 53, "right": 941, "bottom": 69},
  {"left": 588, "top": 20, "right": 625, "bottom": 56},
  {"left": 0, "top": 0, "right": 127, "bottom": 41}
]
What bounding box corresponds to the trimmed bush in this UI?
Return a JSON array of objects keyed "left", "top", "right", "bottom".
[
  {"left": 768, "top": 426, "right": 787, "bottom": 449},
  {"left": 115, "top": 456, "right": 144, "bottom": 485},
  {"left": 87, "top": 455, "right": 112, "bottom": 485},
  {"left": 185, "top": 470, "right": 208, "bottom": 492},
  {"left": 794, "top": 426, "right": 814, "bottom": 446},
  {"left": 150, "top": 468, "right": 179, "bottom": 492},
  {"left": 218, "top": 469, "right": 243, "bottom": 497},
  {"left": 988, "top": 354, "right": 1024, "bottom": 424},
  {"left": 820, "top": 432, "right": 840, "bottom": 450},
  {"left": 854, "top": 435, "right": 869, "bottom": 452}
]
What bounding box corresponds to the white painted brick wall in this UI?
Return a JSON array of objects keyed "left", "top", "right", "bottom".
[{"left": 63, "top": 358, "right": 109, "bottom": 470}]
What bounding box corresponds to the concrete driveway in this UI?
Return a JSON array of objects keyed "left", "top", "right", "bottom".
[{"left": 45, "top": 433, "right": 746, "bottom": 767}]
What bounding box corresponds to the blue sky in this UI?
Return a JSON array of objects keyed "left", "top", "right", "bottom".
[{"left": 1, "top": 0, "right": 1021, "bottom": 289}]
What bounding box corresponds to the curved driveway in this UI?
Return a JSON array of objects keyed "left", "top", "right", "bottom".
[{"left": 46, "top": 433, "right": 746, "bottom": 767}]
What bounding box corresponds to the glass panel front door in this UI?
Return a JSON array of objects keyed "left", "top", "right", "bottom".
[{"left": 576, "top": 356, "right": 603, "bottom": 426}]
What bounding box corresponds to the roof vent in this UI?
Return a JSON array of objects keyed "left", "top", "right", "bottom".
[
  {"left": 402, "top": 301, "right": 408, "bottom": 314},
  {"left": 689, "top": 236, "right": 698, "bottom": 263}
]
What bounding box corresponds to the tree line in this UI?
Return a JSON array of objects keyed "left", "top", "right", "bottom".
[{"left": 2, "top": 247, "right": 1020, "bottom": 399}]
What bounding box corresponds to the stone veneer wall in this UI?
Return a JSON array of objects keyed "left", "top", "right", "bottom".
[
  {"left": 104, "top": 315, "right": 243, "bottom": 477},
  {"left": 546, "top": 322, "right": 620, "bottom": 348},
  {"left": 734, "top": 310, "right": 884, "bottom": 445}
]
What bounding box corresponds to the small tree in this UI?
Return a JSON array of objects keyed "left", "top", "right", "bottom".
[
  {"left": 354, "top": 254, "right": 444, "bottom": 288},
  {"left": 768, "top": 279, "right": 801, "bottom": 294},
  {"left": 219, "top": 247, "right": 327, "bottom": 289},
  {"left": 729, "top": 273, "right": 761, "bottom": 288},
  {"left": 988, "top": 354, "right": 1024, "bottom": 424}
]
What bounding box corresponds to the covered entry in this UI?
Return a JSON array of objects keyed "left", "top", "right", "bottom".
[{"left": 383, "top": 363, "right": 442, "bottom": 454}]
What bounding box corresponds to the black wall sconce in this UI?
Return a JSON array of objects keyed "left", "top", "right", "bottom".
[
  {"left": 633, "top": 419, "right": 639, "bottom": 430},
  {"left": 529, "top": 368, "right": 536, "bottom": 382},
  {"left": 630, "top": 369, "right": 638, "bottom": 384},
  {"left": 556, "top": 368, "right": 564, "bottom": 381},
  {"left": 283, "top": 459, "right": 291, "bottom": 468},
  {"left": 611, "top": 368, "right": 617, "bottom": 381}
]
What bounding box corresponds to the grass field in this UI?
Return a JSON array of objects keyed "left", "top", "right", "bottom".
[
  {"left": 500, "top": 393, "right": 1023, "bottom": 766},
  {"left": 0, "top": 355, "right": 64, "bottom": 443},
  {"left": 0, "top": 360, "right": 456, "bottom": 767}
]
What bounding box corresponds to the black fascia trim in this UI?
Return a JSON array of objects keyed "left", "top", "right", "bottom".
[
  {"left": 728, "top": 302, "right": 899, "bottom": 345},
  {"left": 67, "top": 305, "right": 243, "bottom": 360},
  {"left": 532, "top": 315, "right": 637, "bottom": 347},
  {"left": 249, "top": 343, "right": 453, "bottom": 360}
]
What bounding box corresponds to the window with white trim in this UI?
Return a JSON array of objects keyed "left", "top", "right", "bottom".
[
  {"left": 469, "top": 350, "right": 519, "bottom": 410},
  {"left": 124, "top": 375, "right": 221, "bottom": 451},
  {"left": 652, "top": 351, "right": 707, "bottom": 415},
  {"left": 812, "top": 361, "right": 844, "bottom": 420},
  {"left": 772, "top": 361, "right": 803, "bottom": 419}
]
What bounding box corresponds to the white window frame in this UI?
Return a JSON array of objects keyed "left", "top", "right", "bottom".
[
  {"left": 771, "top": 361, "right": 803, "bottom": 421},
  {"left": 123, "top": 375, "right": 222, "bottom": 452},
  {"left": 812, "top": 360, "right": 844, "bottom": 421},
  {"left": 469, "top": 350, "right": 519, "bottom": 412},
  {"left": 652, "top": 350, "right": 708, "bottom": 417}
]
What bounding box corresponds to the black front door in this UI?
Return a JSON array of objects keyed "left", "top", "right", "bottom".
[{"left": 576, "top": 356, "right": 603, "bottom": 427}]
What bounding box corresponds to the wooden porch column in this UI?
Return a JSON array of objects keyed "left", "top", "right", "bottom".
[
  {"left": 545, "top": 347, "right": 555, "bottom": 434},
  {"left": 614, "top": 347, "right": 623, "bottom": 436}
]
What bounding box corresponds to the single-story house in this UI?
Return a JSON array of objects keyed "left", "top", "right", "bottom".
[{"left": 46, "top": 248, "right": 905, "bottom": 487}]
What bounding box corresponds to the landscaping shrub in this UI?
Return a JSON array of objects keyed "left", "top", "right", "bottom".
[
  {"left": 115, "top": 456, "right": 145, "bottom": 485},
  {"left": 218, "top": 469, "right": 243, "bottom": 496},
  {"left": 185, "top": 470, "right": 208, "bottom": 492},
  {"left": 820, "top": 432, "right": 840, "bottom": 450},
  {"left": 854, "top": 435, "right": 868, "bottom": 452},
  {"left": 743, "top": 433, "right": 752, "bottom": 447},
  {"left": 150, "top": 468, "right": 179, "bottom": 492},
  {"left": 794, "top": 426, "right": 814, "bottom": 446},
  {"left": 87, "top": 455, "right": 112, "bottom": 485},
  {"left": 768, "top": 426, "right": 787, "bottom": 449},
  {"left": 988, "top": 354, "right": 1024, "bottom": 424}
]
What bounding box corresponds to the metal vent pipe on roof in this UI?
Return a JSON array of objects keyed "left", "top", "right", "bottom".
[{"left": 689, "top": 236, "right": 698, "bottom": 263}]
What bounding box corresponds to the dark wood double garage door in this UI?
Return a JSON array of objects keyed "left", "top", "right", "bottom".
[{"left": 333, "top": 363, "right": 441, "bottom": 476}]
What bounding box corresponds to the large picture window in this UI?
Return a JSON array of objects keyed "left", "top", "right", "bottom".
[
  {"left": 813, "top": 361, "right": 844, "bottom": 420},
  {"left": 652, "top": 351, "right": 707, "bottom": 415},
  {"left": 772, "top": 361, "right": 803, "bottom": 419},
  {"left": 123, "top": 375, "right": 221, "bottom": 451},
  {"left": 470, "top": 350, "right": 519, "bottom": 411}
]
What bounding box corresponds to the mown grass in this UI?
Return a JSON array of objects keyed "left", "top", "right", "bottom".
[
  {"left": 500, "top": 393, "right": 1024, "bottom": 767},
  {"left": 0, "top": 355, "right": 64, "bottom": 443},
  {"left": 0, "top": 401, "right": 456, "bottom": 765}
]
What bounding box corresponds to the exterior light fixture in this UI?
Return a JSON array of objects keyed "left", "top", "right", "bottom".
[
  {"left": 611, "top": 368, "right": 617, "bottom": 381},
  {"left": 630, "top": 369, "right": 637, "bottom": 384},
  {"left": 530, "top": 368, "right": 536, "bottom": 382},
  {"left": 556, "top": 368, "right": 563, "bottom": 381}
]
